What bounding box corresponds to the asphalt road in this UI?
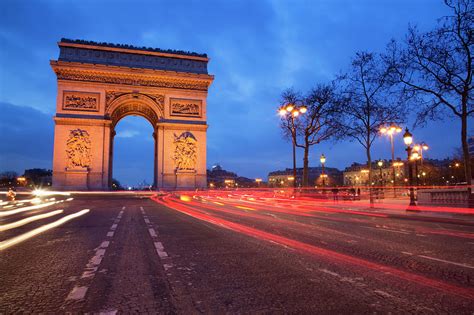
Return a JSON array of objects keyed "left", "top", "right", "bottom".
[{"left": 1, "top": 193, "right": 474, "bottom": 313}]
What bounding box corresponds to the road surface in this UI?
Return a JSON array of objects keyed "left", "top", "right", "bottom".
[{"left": 1, "top": 192, "right": 473, "bottom": 313}]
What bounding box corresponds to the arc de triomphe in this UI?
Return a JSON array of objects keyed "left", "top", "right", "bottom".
[{"left": 51, "top": 39, "right": 213, "bottom": 190}]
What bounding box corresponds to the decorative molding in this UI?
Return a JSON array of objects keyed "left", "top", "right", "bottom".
[
  {"left": 54, "top": 68, "right": 211, "bottom": 91},
  {"left": 173, "top": 132, "right": 197, "bottom": 171},
  {"left": 110, "top": 102, "right": 159, "bottom": 126},
  {"left": 63, "top": 91, "right": 99, "bottom": 111},
  {"left": 105, "top": 91, "right": 126, "bottom": 108},
  {"left": 170, "top": 98, "right": 202, "bottom": 117},
  {"left": 66, "top": 129, "right": 92, "bottom": 169}
]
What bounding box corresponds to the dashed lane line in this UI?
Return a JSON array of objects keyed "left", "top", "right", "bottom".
[
  {"left": 140, "top": 206, "right": 172, "bottom": 268},
  {"left": 401, "top": 251, "right": 474, "bottom": 269},
  {"left": 65, "top": 208, "right": 125, "bottom": 301}
]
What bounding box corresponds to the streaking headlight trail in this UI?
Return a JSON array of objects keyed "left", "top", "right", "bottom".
[
  {"left": 0, "top": 210, "right": 64, "bottom": 232},
  {"left": 0, "top": 209, "right": 90, "bottom": 251}
]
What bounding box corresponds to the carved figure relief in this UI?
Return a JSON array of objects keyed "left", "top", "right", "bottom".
[
  {"left": 170, "top": 98, "right": 201, "bottom": 117},
  {"left": 66, "top": 129, "right": 92, "bottom": 169},
  {"left": 173, "top": 132, "right": 197, "bottom": 171},
  {"left": 63, "top": 91, "right": 99, "bottom": 111}
]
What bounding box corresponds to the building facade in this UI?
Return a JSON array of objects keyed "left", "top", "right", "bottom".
[{"left": 268, "top": 167, "right": 342, "bottom": 187}]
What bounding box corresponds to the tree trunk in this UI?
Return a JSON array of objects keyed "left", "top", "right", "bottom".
[
  {"left": 366, "top": 145, "right": 374, "bottom": 206},
  {"left": 461, "top": 113, "right": 472, "bottom": 197},
  {"left": 302, "top": 137, "right": 310, "bottom": 187}
]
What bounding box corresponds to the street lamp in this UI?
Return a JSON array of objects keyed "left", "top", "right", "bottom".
[
  {"left": 279, "top": 103, "right": 307, "bottom": 188},
  {"left": 403, "top": 128, "right": 417, "bottom": 207},
  {"left": 380, "top": 124, "right": 402, "bottom": 195},
  {"left": 377, "top": 160, "right": 384, "bottom": 186},
  {"left": 320, "top": 154, "right": 326, "bottom": 187}
]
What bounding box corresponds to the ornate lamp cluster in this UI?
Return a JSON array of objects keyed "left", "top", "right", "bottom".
[{"left": 278, "top": 103, "right": 307, "bottom": 188}]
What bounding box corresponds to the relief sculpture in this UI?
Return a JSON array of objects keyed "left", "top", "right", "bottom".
[
  {"left": 173, "top": 132, "right": 197, "bottom": 170},
  {"left": 63, "top": 92, "right": 99, "bottom": 111},
  {"left": 66, "top": 129, "right": 92, "bottom": 169},
  {"left": 170, "top": 98, "right": 201, "bottom": 117}
]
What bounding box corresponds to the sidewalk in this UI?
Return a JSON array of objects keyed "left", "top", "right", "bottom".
[{"left": 323, "top": 197, "right": 474, "bottom": 225}]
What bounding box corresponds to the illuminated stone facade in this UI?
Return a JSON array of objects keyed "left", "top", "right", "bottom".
[{"left": 51, "top": 39, "right": 213, "bottom": 190}]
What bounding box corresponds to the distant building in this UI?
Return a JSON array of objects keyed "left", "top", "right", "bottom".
[
  {"left": 343, "top": 158, "right": 463, "bottom": 186},
  {"left": 207, "top": 164, "right": 257, "bottom": 188},
  {"left": 267, "top": 167, "right": 342, "bottom": 187},
  {"left": 343, "top": 159, "right": 405, "bottom": 186}
]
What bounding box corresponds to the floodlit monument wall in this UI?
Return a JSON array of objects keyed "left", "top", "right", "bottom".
[{"left": 51, "top": 39, "right": 213, "bottom": 190}]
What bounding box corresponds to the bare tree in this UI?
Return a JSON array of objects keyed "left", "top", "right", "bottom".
[
  {"left": 279, "top": 85, "right": 341, "bottom": 186},
  {"left": 337, "top": 52, "right": 405, "bottom": 203},
  {"left": 385, "top": 0, "right": 473, "bottom": 188}
]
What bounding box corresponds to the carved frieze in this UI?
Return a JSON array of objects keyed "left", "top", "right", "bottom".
[
  {"left": 66, "top": 129, "right": 92, "bottom": 169},
  {"left": 170, "top": 98, "right": 202, "bottom": 117},
  {"left": 63, "top": 91, "right": 99, "bottom": 111},
  {"left": 59, "top": 46, "right": 208, "bottom": 75},
  {"left": 55, "top": 68, "right": 210, "bottom": 91},
  {"left": 173, "top": 132, "right": 197, "bottom": 171}
]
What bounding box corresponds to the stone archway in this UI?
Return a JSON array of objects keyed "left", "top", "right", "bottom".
[
  {"left": 51, "top": 39, "right": 213, "bottom": 190},
  {"left": 106, "top": 93, "right": 163, "bottom": 189}
]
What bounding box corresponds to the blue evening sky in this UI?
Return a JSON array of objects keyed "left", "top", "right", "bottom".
[{"left": 0, "top": 0, "right": 468, "bottom": 186}]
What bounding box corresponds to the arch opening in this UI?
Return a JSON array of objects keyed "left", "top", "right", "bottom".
[{"left": 110, "top": 115, "right": 156, "bottom": 190}]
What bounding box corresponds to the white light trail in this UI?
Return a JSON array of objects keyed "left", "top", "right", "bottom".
[
  {"left": 0, "top": 209, "right": 90, "bottom": 251},
  {"left": 0, "top": 201, "right": 61, "bottom": 217},
  {"left": 0, "top": 210, "right": 64, "bottom": 232}
]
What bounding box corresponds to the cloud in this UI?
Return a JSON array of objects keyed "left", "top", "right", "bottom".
[
  {"left": 116, "top": 129, "right": 140, "bottom": 138},
  {"left": 0, "top": 102, "right": 54, "bottom": 173}
]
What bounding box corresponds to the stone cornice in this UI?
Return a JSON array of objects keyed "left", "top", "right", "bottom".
[
  {"left": 51, "top": 61, "right": 214, "bottom": 91},
  {"left": 54, "top": 116, "right": 112, "bottom": 127},
  {"left": 59, "top": 41, "right": 209, "bottom": 61}
]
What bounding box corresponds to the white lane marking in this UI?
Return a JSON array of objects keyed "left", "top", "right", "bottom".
[
  {"left": 154, "top": 242, "right": 164, "bottom": 250},
  {"left": 66, "top": 285, "right": 88, "bottom": 300},
  {"left": 374, "top": 290, "right": 394, "bottom": 298},
  {"left": 111, "top": 224, "right": 118, "bottom": 230},
  {"left": 417, "top": 255, "right": 474, "bottom": 269},
  {"left": 98, "top": 310, "right": 118, "bottom": 315},
  {"left": 0, "top": 210, "right": 63, "bottom": 232},
  {"left": 142, "top": 208, "right": 170, "bottom": 261},
  {"left": 163, "top": 263, "right": 174, "bottom": 271},
  {"left": 362, "top": 226, "right": 410, "bottom": 235},
  {"left": 401, "top": 251, "right": 474, "bottom": 269},
  {"left": 319, "top": 268, "right": 340, "bottom": 277},
  {"left": 149, "top": 228, "right": 157, "bottom": 238},
  {"left": 0, "top": 209, "right": 90, "bottom": 251},
  {"left": 66, "top": 209, "right": 123, "bottom": 304},
  {"left": 122, "top": 206, "right": 126, "bottom": 210},
  {"left": 157, "top": 250, "right": 169, "bottom": 258}
]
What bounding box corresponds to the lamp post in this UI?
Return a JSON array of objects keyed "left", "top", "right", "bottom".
[
  {"left": 413, "top": 142, "right": 428, "bottom": 182},
  {"left": 377, "top": 160, "right": 384, "bottom": 186},
  {"left": 320, "top": 154, "right": 326, "bottom": 187},
  {"left": 380, "top": 125, "right": 402, "bottom": 196},
  {"left": 403, "top": 128, "right": 417, "bottom": 207},
  {"left": 279, "top": 103, "right": 307, "bottom": 188}
]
